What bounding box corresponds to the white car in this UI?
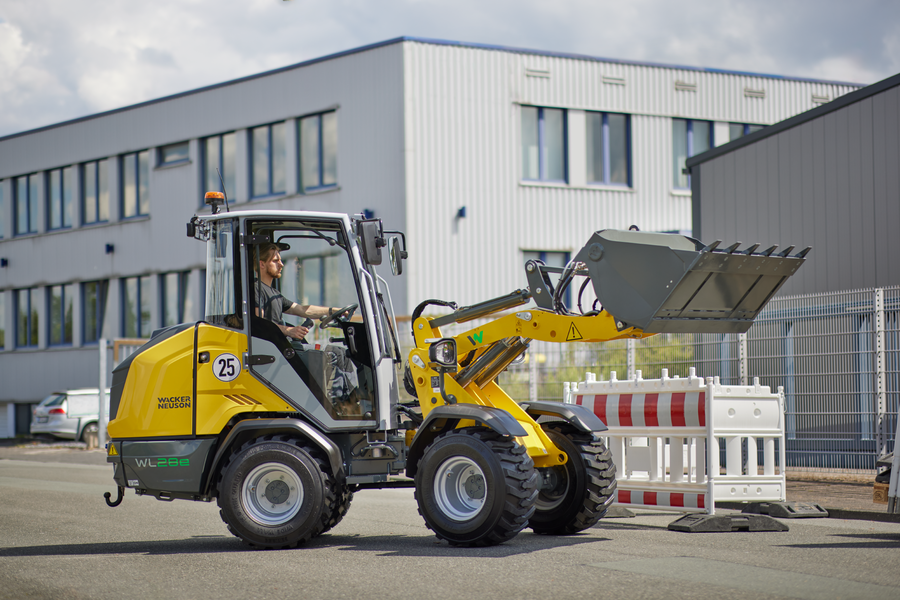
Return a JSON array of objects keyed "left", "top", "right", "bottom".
[{"left": 30, "top": 389, "right": 110, "bottom": 444}]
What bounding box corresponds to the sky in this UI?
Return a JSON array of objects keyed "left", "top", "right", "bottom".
[{"left": 0, "top": 0, "right": 897, "bottom": 138}]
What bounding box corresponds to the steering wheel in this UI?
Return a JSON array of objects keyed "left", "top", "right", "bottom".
[{"left": 318, "top": 303, "right": 358, "bottom": 329}]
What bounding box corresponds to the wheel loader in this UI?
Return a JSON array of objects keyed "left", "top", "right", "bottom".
[{"left": 103, "top": 192, "right": 808, "bottom": 548}]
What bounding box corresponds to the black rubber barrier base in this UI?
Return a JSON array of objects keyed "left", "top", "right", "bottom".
[
  {"left": 668, "top": 513, "right": 789, "bottom": 532},
  {"left": 741, "top": 501, "right": 829, "bottom": 519}
]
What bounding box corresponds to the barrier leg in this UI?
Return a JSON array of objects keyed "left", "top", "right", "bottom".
[
  {"left": 649, "top": 436, "right": 660, "bottom": 482},
  {"left": 611, "top": 435, "right": 626, "bottom": 482},
  {"left": 671, "top": 437, "right": 685, "bottom": 483},
  {"left": 746, "top": 436, "right": 758, "bottom": 476},
  {"left": 726, "top": 436, "right": 742, "bottom": 476},
  {"left": 764, "top": 437, "right": 775, "bottom": 476}
]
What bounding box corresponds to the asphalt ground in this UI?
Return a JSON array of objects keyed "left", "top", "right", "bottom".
[{"left": 2, "top": 437, "right": 897, "bottom": 523}]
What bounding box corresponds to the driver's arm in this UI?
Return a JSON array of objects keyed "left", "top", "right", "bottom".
[{"left": 285, "top": 303, "right": 341, "bottom": 320}]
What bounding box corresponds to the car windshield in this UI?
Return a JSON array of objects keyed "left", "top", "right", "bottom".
[{"left": 39, "top": 394, "right": 66, "bottom": 407}]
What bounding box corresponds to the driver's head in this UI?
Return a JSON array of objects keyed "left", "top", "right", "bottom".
[{"left": 258, "top": 243, "right": 284, "bottom": 280}]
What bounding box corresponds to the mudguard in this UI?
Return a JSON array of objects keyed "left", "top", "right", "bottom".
[
  {"left": 518, "top": 400, "right": 608, "bottom": 433},
  {"left": 405, "top": 404, "right": 528, "bottom": 478}
]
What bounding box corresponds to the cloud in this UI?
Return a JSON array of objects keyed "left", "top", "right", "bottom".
[{"left": 0, "top": 0, "right": 897, "bottom": 137}]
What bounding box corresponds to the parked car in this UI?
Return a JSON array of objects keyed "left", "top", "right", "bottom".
[{"left": 30, "top": 389, "right": 110, "bottom": 445}]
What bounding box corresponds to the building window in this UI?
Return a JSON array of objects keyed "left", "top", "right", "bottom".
[
  {"left": 82, "top": 159, "right": 109, "bottom": 225},
  {"left": 47, "top": 283, "right": 74, "bottom": 346},
  {"left": 158, "top": 142, "right": 189, "bottom": 166},
  {"left": 586, "top": 112, "right": 631, "bottom": 186},
  {"left": 202, "top": 133, "right": 236, "bottom": 202},
  {"left": 251, "top": 122, "right": 286, "bottom": 198},
  {"left": 522, "top": 106, "right": 567, "bottom": 182},
  {"left": 47, "top": 166, "right": 75, "bottom": 231},
  {"left": 15, "top": 288, "right": 38, "bottom": 348},
  {"left": 729, "top": 123, "right": 765, "bottom": 141},
  {"left": 121, "top": 275, "right": 152, "bottom": 338},
  {"left": 523, "top": 250, "right": 572, "bottom": 307},
  {"left": 121, "top": 150, "right": 150, "bottom": 218},
  {"left": 14, "top": 174, "right": 39, "bottom": 235},
  {"left": 160, "top": 271, "right": 193, "bottom": 327},
  {"left": 82, "top": 280, "right": 108, "bottom": 344},
  {"left": 299, "top": 112, "right": 337, "bottom": 192},
  {"left": 672, "top": 118, "right": 713, "bottom": 189}
]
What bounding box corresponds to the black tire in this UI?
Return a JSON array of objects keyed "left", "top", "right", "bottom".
[
  {"left": 414, "top": 427, "right": 538, "bottom": 546},
  {"left": 217, "top": 435, "right": 335, "bottom": 548},
  {"left": 322, "top": 484, "right": 354, "bottom": 534},
  {"left": 529, "top": 424, "right": 617, "bottom": 535}
]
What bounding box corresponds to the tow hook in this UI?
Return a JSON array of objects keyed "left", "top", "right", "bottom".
[{"left": 104, "top": 486, "right": 125, "bottom": 507}]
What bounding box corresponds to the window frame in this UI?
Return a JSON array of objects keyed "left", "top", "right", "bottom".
[
  {"left": 672, "top": 118, "right": 713, "bottom": 189},
  {"left": 47, "top": 283, "right": 74, "bottom": 347},
  {"left": 521, "top": 106, "right": 568, "bottom": 183},
  {"left": 250, "top": 122, "right": 287, "bottom": 199},
  {"left": 46, "top": 166, "right": 75, "bottom": 231},
  {"left": 81, "top": 159, "right": 109, "bottom": 226},
  {"left": 15, "top": 288, "right": 39, "bottom": 348},
  {"left": 14, "top": 173, "right": 39, "bottom": 236},
  {"left": 82, "top": 279, "right": 109, "bottom": 345},
  {"left": 201, "top": 132, "right": 236, "bottom": 205},
  {"left": 299, "top": 111, "right": 338, "bottom": 192},
  {"left": 121, "top": 275, "right": 153, "bottom": 339},
  {"left": 157, "top": 141, "right": 190, "bottom": 167},
  {"left": 160, "top": 270, "right": 192, "bottom": 328},
  {"left": 121, "top": 150, "right": 150, "bottom": 218},
  {"left": 0, "top": 179, "right": 5, "bottom": 240},
  {"left": 586, "top": 111, "right": 632, "bottom": 187}
]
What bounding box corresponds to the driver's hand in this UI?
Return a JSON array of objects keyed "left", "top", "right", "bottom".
[{"left": 285, "top": 324, "right": 310, "bottom": 340}]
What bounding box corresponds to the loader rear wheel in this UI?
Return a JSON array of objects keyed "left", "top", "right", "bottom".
[
  {"left": 414, "top": 428, "right": 537, "bottom": 546},
  {"left": 529, "top": 424, "right": 616, "bottom": 535},
  {"left": 217, "top": 436, "right": 334, "bottom": 548}
]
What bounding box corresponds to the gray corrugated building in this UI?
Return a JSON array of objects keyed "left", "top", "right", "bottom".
[
  {"left": 0, "top": 37, "right": 860, "bottom": 436},
  {"left": 687, "top": 72, "right": 900, "bottom": 295}
]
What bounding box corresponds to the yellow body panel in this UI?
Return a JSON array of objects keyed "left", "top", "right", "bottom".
[
  {"left": 108, "top": 323, "right": 292, "bottom": 439},
  {"left": 108, "top": 328, "right": 196, "bottom": 438},
  {"left": 194, "top": 324, "right": 292, "bottom": 435}
]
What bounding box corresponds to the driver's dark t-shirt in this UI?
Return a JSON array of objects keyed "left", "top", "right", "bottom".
[{"left": 256, "top": 280, "right": 293, "bottom": 325}]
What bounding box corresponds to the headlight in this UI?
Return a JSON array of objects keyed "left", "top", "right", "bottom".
[{"left": 428, "top": 338, "right": 458, "bottom": 370}]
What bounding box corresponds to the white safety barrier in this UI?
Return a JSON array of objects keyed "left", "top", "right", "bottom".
[{"left": 564, "top": 368, "right": 786, "bottom": 515}]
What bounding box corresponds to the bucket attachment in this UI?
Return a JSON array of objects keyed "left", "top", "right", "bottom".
[{"left": 573, "top": 229, "right": 809, "bottom": 334}]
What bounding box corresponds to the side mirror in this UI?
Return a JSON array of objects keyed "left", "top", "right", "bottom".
[
  {"left": 358, "top": 220, "right": 383, "bottom": 266},
  {"left": 389, "top": 236, "right": 403, "bottom": 276}
]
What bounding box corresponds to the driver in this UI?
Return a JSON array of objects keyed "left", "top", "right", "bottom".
[{"left": 255, "top": 243, "right": 343, "bottom": 341}]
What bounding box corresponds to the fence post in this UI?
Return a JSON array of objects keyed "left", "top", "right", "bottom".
[
  {"left": 626, "top": 338, "right": 636, "bottom": 380},
  {"left": 875, "top": 288, "right": 888, "bottom": 456},
  {"left": 739, "top": 332, "right": 749, "bottom": 387}
]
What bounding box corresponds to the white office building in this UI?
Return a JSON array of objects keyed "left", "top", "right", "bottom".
[{"left": 0, "top": 37, "right": 861, "bottom": 435}]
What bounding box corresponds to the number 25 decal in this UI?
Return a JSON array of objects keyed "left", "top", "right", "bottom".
[{"left": 213, "top": 353, "right": 240, "bottom": 382}]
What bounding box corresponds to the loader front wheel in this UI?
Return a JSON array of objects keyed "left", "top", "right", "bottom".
[
  {"left": 529, "top": 424, "right": 616, "bottom": 535},
  {"left": 217, "top": 436, "right": 333, "bottom": 548},
  {"left": 414, "top": 428, "right": 537, "bottom": 546}
]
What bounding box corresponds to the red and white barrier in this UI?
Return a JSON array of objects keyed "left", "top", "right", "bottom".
[{"left": 565, "top": 368, "right": 786, "bottom": 515}]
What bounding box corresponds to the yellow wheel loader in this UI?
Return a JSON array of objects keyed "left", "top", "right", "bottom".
[{"left": 104, "top": 192, "right": 808, "bottom": 548}]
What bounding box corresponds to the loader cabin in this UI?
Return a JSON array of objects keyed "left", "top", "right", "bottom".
[{"left": 197, "top": 208, "right": 397, "bottom": 431}]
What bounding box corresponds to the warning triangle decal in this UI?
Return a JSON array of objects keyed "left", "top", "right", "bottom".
[
  {"left": 566, "top": 323, "right": 583, "bottom": 341},
  {"left": 108, "top": 443, "right": 118, "bottom": 456}
]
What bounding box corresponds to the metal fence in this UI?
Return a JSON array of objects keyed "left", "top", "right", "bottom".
[{"left": 400, "top": 286, "right": 900, "bottom": 474}]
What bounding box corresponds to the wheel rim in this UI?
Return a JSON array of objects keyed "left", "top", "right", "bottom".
[
  {"left": 433, "top": 456, "right": 487, "bottom": 521},
  {"left": 535, "top": 465, "right": 570, "bottom": 511},
  {"left": 242, "top": 462, "right": 304, "bottom": 526}
]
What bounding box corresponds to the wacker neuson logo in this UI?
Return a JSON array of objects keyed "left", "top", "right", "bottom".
[
  {"left": 158, "top": 396, "right": 191, "bottom": 409},
  {"left": 135, "top": 458, "right": 190, "bottom": 468}
]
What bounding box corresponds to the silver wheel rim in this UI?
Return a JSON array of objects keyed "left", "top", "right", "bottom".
[
  {"left": 434, "top": 456, "right": 486, "bottom": 521},
  {"left": 242, "top": 462, "right": 304, "bottom": 526},
  {"left": 535, "top": 466, "right": 570, "bottom": 511}
]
